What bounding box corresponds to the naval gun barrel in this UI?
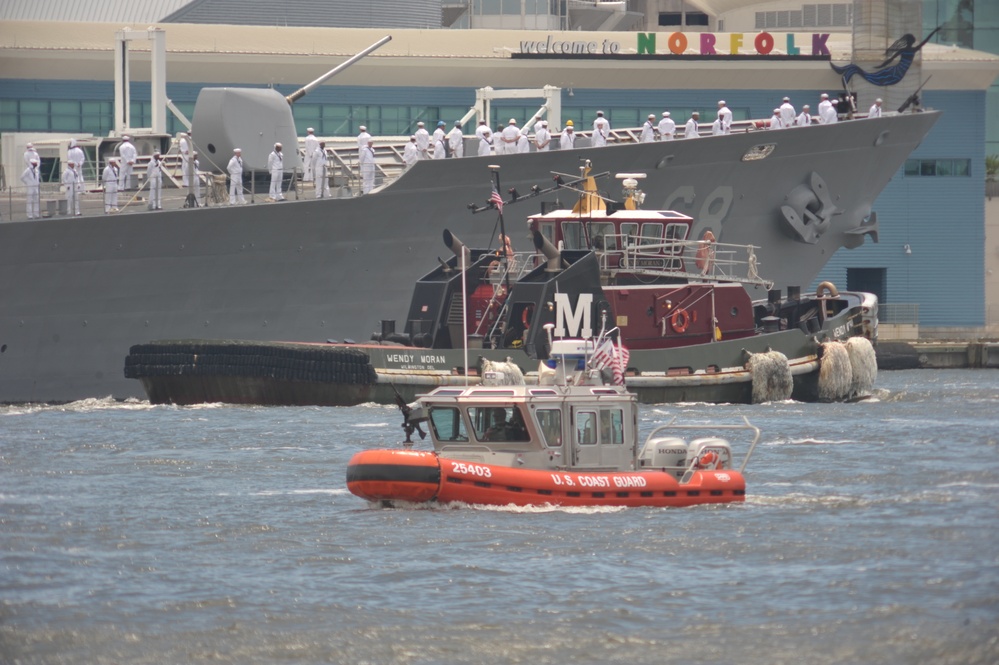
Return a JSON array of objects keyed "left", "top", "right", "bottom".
[{"left": 285, "top": 35, "right": 392, "bottom": 104}]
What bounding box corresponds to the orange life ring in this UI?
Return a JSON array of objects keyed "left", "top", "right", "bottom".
[
  {"left": 521, "top": 305, "right": 534, "bottom": 329},
  {"left": 670, "top": 307, "right": 690, "bottom": 333}
]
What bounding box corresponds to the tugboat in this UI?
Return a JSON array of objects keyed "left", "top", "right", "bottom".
[
  {"left": 346, "top": 333, "right": 760, "bottom": 508},
  {"left": 126, "top": 162, "right": 878, "bottom": 406}
]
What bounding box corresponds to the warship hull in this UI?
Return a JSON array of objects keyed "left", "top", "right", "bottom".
[{"left": 0, "top": 112, "right": 939, "bottom": 403}]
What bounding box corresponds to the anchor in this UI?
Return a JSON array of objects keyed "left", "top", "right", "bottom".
[{"left": 779, "top": 172, "right": 842, "bottom": 244}]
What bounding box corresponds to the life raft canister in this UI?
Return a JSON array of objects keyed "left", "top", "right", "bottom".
[{"left": 671, "top": 307, "right": 691, "bottom": 333}]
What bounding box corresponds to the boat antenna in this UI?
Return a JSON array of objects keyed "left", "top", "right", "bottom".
[
  {"left": 461, "top": 245, "right": 469, "bottom": 386},
  {"left": 490, "top": 166, "right": 514, "bottom": 300}
]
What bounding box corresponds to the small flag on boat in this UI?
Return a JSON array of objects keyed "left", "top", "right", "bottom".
[
  {"left": 489, "top": 187, "right": 504, "bottom": 213},
  {"left": 591, "top": 338, "right": 630, "bottom": 385}
]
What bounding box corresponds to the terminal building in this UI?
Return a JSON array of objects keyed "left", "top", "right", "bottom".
[{"left": 1, "top": 0, "right": 998, "bottom": 334}]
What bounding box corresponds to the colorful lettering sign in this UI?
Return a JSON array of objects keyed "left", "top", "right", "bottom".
[{"left": 517, "top": 32, "right": 833, "bottom": 56}]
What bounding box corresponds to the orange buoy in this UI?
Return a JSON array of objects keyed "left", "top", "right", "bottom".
[{"left": 670, "top": 307, "right": 691, "bottom": 333}]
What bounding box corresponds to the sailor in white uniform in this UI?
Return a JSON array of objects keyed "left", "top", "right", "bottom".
[
  {"left": 118, "top": 135, "right": 137, "bottom": 190},
  {"left": 403, "top": 135, "right": 420, "bottom": 168},
  {"left": 477, "top": 128, "right": 493, "bottom": 156},
  {"left": 534, "top": 121, "right": 551, "bottom": 152},
  {"left": 474, "top": 119, "right": 491, "bottom": 148},
  {"left": 267, "top": 143, "right": 285, "bottom": 201},
  {"left": 178, "top": 132, "right": 191, "bottom": 186},
  {"left": 716, "top": 101, "right": 732, "bottom": 134},
  {"left": 432, "top": 121, "right": 447, "bottom": 160},
  {"left": 102, "top": 158, "right": 119, "bottom": 212},
  {"left": 658, "top": 112, "right": 676, "bottom": 141},
  {"left": 303, "top": 127, "right": 319, "bottom": 182},
  {"left": 640, "top": 114, "right": 656, "bottom": 143},
  {"left": 68, "top": 139, "right": 87, "bottom": 185},
  {"left": 559, "top": 121, "right": 575, "bottom": 149},
  {"left": 591, "top": 111, "right": 609, "bottom": 147},
  {"left": 500, "top": 118, "right": 520, "bottom": 155},
  {"left": 147, "top": 152, "right": 163, "bottom": 210},
  {"left": 449, "top": 121, "right": 464, "bottom": 158},
  {"left": 23, "top": 142, "right": 40, "bottom": 169},
  {"left": 779, "top": 97, "right": 796, "bottom": 127},
  {"left": 227, "top": 148, "right": 245, "bottom": 205},
  {"left": 818, "top": 93, "right": 838, "bottom": 124},
  {"left": 795, "top": 105, "right": 812, "bottom": 127},
  {"left": 20, "top": 158, "right": 41, "bottom": 219},
  {"left": 868, "top": 98, "right": 883, "bottom": 118},
  {"left": 62, "top": 161, "right": 83, "bottom": 216},
  {"left": 356, "top": 126, "right": 371, "bottom": 152},
  {"left": 517, "top": 122, "right": 531, "bottom": 153},
  {"left": 684, "top": 112, "right": 700, "bottom": 139},
  {"left": 313, "top": 141, "right": 330, "bottom": 199},
  {"left": 360, "top": 139, "right": 376, "bottom": 194},
  {"left": 414, "top": 122, "right": 430, "bottom": 160},
  {"left": 768, "top": 109, "right": 784, "bottom": 130}
]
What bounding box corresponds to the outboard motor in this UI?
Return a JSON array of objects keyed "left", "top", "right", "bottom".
[{"left": 638, "top": 436, "right": 689, "bottom": 479}]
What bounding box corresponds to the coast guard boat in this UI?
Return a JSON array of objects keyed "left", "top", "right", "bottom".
[{"left": 346, "top": 336, "right": 760, "bottom": 509}]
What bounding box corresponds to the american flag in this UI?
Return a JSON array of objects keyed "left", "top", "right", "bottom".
[
  {"left": 591, "top": 338, "right": 630, "bottom": 386},
  {"left": 489, "top": 187, "right": 504, "bottom": 213}
]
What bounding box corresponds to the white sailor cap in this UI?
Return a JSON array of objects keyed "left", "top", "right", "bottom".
[
  {"left": 509, "top": 118, "right": 517, "bottom": 124},
  {"left": 410, "top": 135, "right": 416, "bottom": 140},
  {"left": 234, "top": 148, "right": 241, "bottom": 152},
  {"left": 662, "top": 111, "right": 670, "bottom": 116},
  {"left": 541, "top": 120, "right": 548, "bottom": 126},
  {"left": 27, "top": 142, "right": 34, "bottom": 148},
  {"left": 596, "top": 110, "right": 604, "bottom": 116},
  {"left": 773, "top": 109, "right": 780, "bottom": 113},
  {"left": 821, "top": 93, "right": 829, "bottom": 99},
  {"left": 691, "top": 111, "right": 699, "bottom": 115},
  {"left": 783, "top": 96, "right": 790, "bottom": 102},
  {"left": 875, "top": 98, "right": 883, "bottom": 103},
  {"left": 359, "top": 125, "right": 367, "bottom": 131},
  {"left": 307, "top": 127, "right": 314, "bottom": 132},
  {"left": 417, "top": 121, "right": 425, "bottom": 126},
  {"left": 717, "top": 100, "right": 726, "bottom": 106},
  {"left": 122, "top": 135, "right": 131, "bottom": 141},
  {"left": 802, "top": 104, "right": 810, "bottom": 109},
  {"left": 648, "top": 114, "right": 655, "bottom": 119},
  {"left": 274, "top": 142, "right": 282, "bottom": 148}
]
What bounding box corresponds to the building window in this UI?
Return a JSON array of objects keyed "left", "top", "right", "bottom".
[
  {"left": 760, "top": 4, "right": 851, "bottom": 29},
  {"left": 685, "top": 12, "right": 709, "bottom": 26},
  {"left": 904, "top": 158, "right": 972, "bottom": 177},
  {"left": 659, "top": 12, "right": 682, "bottom": 26}
]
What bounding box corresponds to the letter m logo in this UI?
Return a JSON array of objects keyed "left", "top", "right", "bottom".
[{"left": 554, "top": 293, "right": 593, "bottom": 338}]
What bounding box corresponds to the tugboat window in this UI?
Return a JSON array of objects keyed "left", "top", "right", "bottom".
[
  {"left": 639, "top": 223, "right": 664, "bottom": 247},
  {"left": 561, "top": 221, "right": 583, "bottom": 250},
  {"left": 428, "top": 406, "right": 468, "bottom": 442}
]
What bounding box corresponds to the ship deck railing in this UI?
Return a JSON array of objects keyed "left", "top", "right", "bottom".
[
  {"left": 2, "top": 113, "right": 880, "bottom": 222},
  {"left": 595, "top": 233, "right": 774, "bottom": 289}
]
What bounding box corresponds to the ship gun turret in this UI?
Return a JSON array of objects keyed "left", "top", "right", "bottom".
[{"left": 191, "top": 36, "right": 392, "bottom": 173}]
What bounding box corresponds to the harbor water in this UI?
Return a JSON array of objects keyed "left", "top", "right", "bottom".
[{"left": 2, "top": 369, "right": 997, "bottom": 664}]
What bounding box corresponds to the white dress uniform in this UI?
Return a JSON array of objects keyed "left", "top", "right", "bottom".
[
  {"left": 178, "top": 134, "right": 191, "bottom": 186},
  {"left": 769, "top": 110, "right": 784, "bottom": 130},
  {"left": 449, "top": 124, "right": 464, "bottom": 158},
  {"left": 68, "top": 140, "right": 86, "bottom": 184},
  {"left": 414, "top": 125, "right": 430, "bottom": 159},
  {"left": 591, "top": 114, "right": 609, "bottom": 147},
  {"left": 432, "top": 126, "right": 447, "bottom": 160},
  {"left": 684, "top": 116, "right": 701, "bottom": 139},
  {"left": 795, "top": 108, "right": 812, "bottom": 127},
  {"left": 534, "top": 124, "right": 551, "bottom": 152},
  {"left": 102, "top": 161, "right": 119, "bottom": 212},
  {"left": 403, "top": 137, "right": 420, "bottom": 168},
  {"left": 20, "top": 162, "right": 41, "bottom": 219},
  {"left": 640, "top": 117, "right": 656, "bottom": 143},
  {"left": 499, "top": 121, "right": 520, "bottom": 156},
  {"left": 118, "top": 138, "right": 137, "bottom": 189},
  {"left": 818, "top": 96, "right": 838, "bottom": 124},
  {"left": 303, "top": 129, "right": 319, "bottom": 182},
  {"left": 227, "top": 151, "right": 245, "bottom": 204},
  {"left": 868, "top": 100, "right": 883, "bottom": 118},
  {"left": 716, "top": 103, "right": 732, "bottom": 134},
  {"left": 62, "top": 164, "right": 83, "bottom": 215},
  {"left": 658, "top": 113, "right": 676, "bottom": 141},
  {"left": 478, "top": 129, "right": 493, "bottom": 156},
  {"left": 146, "top": 155, "right": 163, "bottom": 210},
  {"left": 313, "top": 147, "right": 330, "bottom": 198},
  {"left": 23, "top": 145, "right": 40, "bottom": 168},
  {"left": 779, "top": 100, "right": 796, "bottom": 127},
  {"left": 559, "top": 127, "right": 575, "bottom": 149},
  {"left": 267, "top": 146, "right": 285, "bottom": 200},
  {"left": 360, "top": 142, "right": 376, "bottom": 194}
]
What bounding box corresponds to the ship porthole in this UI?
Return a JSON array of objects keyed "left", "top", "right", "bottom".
[{"left": 207, "top": 143, "right": 217, "bottom": 154}]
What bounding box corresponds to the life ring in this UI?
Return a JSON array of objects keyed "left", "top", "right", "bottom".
[
  {"left": 696, "top": 450, "right": 718, "bottom": 470},
  {"left": 521, "top": 305, "right": 534, "bottom": 330},
  {"left": 670, "top": 307, "right": 691, "bottom": 333},
  {"left": 816, "top": 281, "right": 839, "bottom": 298}
]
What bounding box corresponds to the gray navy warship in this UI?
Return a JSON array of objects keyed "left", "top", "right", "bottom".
[{"left": 0, "top": 109, "right": 939, "bottom": 403}]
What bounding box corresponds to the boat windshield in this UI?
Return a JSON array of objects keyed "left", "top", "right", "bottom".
[
  {"left": 469, "top": 406, "right": 530, "bottom": 442},
  {"left": 427, "top": 406, "right": 469, "bottom": 442}
]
